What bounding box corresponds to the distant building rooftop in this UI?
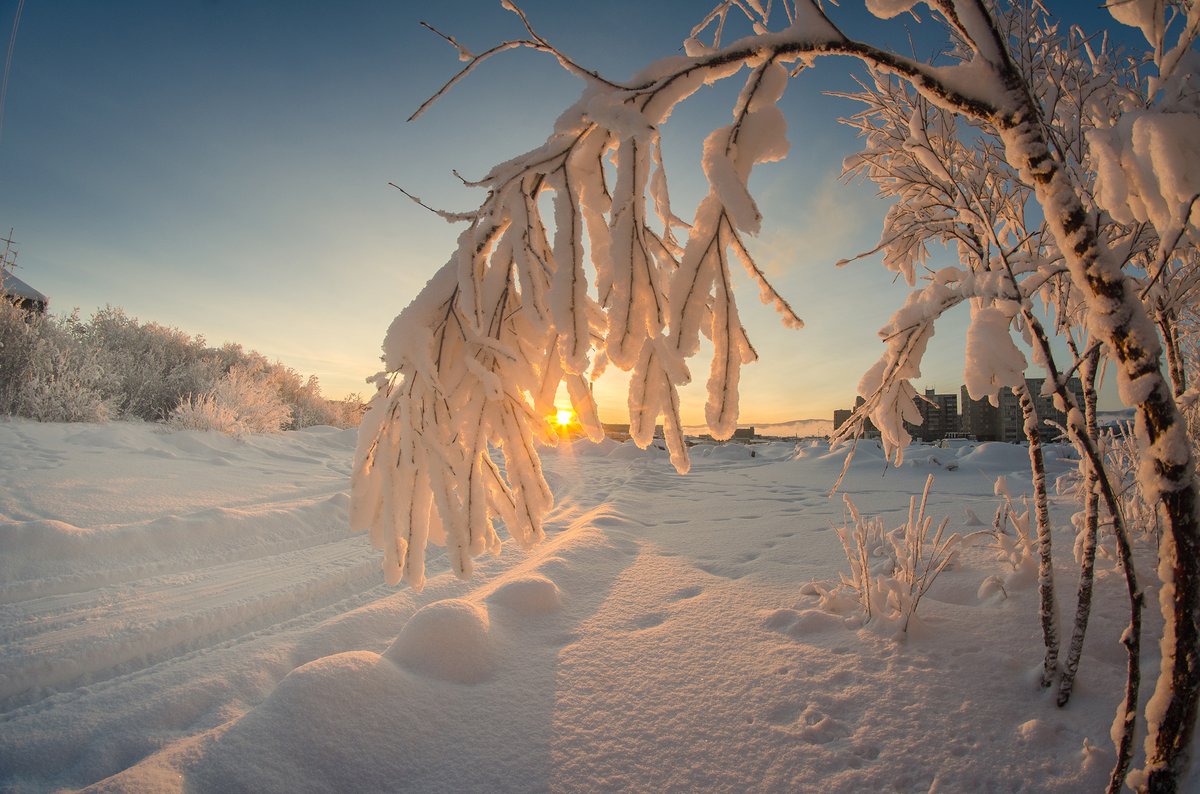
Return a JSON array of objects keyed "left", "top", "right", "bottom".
[{"left": 1, "top": 270, "right": 48, "bottom": 312}]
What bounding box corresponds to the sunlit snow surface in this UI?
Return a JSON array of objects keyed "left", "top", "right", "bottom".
[{"left": 0, "top": 419, "right": 1187, "bottom": 792}]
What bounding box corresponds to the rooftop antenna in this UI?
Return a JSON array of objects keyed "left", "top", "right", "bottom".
[{"left": 0, "top": 228, "right": 18, "bottom": 277}]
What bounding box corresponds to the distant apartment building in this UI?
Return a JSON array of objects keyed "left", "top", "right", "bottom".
[
  {"left": 960, "top": 386, "right": 1001, "bottom": 441},
  {"left": 1027, "top": 377, "right": 1085, "bottom": 442},
  {"left": 910, "top": 388, "right": 959, "bottom": 443},
  {"left": 833, "top": 395, "right": 876, "bottom": 435},
  {"left": 840, "top": 376, "right": 1085, "bottom": 444}
]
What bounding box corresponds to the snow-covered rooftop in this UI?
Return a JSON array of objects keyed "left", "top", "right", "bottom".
[{"left": 1, "top": 270, "right": 48, "bottom": 304}]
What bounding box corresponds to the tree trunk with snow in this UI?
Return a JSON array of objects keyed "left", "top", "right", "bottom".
[
  {"left": 1058, "top": 348, "right": 1101, "bottom": 708},
  {"left": 1017, "top": 383, "right": 1059, "bottom": 689},
  {"left": 1159, "top": 308, "right": 1188, "bottom": 399}
]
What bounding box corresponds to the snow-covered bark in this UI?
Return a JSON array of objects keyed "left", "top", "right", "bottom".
[
  {"left": 1058, "top": 348, "right": 1101, "bottom": 709},
  {"left": 1016, "top": 383, "right": 1060, "bottom": 689}
]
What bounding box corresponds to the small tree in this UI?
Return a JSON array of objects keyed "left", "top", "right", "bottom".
[{"left": 353, "top": 2, "right": 1200, "bottom": 789}]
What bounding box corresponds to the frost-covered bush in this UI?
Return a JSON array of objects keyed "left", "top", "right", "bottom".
[
  {"left": 1, "top": 307, "right": 113, "bottom": 423},
  {"left": 988, "top": 475, "right": 1036, "bottom": 584},
  {"left": 81, "top": 306, "right": 219, "bottom": 421},
  {"left": 327, "top": 392, "right": 367, "bottom": 429},
  {"left": 211, "top": 344, "right": 361, "bottom": 430},
  {"left": 0, "top": 302, "right": 363, "bottom": 431},
  {"left": 168, "top": 364, "right": 292, "bottom": 435},
  {"left": 1101, "top": 422, "right": 1163, "bottom": 542},
  {"left": 0, "top": 299, "right": 40, "bottom": 414},
  {"left": 261, "top": 368, "right": 338, "bottom": 429}
]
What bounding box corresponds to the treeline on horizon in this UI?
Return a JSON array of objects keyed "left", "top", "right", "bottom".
[{"left": 0, "top": 300, "right": 364, "bottom": 433}]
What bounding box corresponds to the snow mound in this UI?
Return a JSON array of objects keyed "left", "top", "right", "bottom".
[
  {"left": 693, "top": 443, "right": 757, "bottom": 461},
  {"left": 899, "top": 445, "right": 953, "bottom": 468},
  {"left": 486, "top": 574, "right": 562, "bottom": 614},
  {"left": 752, "top": 441, "right": 802, "bottom": 461},
  {"left": 606, "top": 440, "right": 667, "bottom": 460},
  {"left": 567, "top": 437, "right": 622, "bottom": 456},
  {"left": 263, "top": 650, "right": 395, "bottom": 719},
  {"left": 955, "top": 442, "right": 1031, "bottom": 471},
  {"left": 188, "top": 651, "right": 407, "bottom": 793},
  {"left": 817, "top": 440, "right": 888, "bottom": 466},
  {"left": 383, "top": 599, "right": 495, "bottom": 684}
]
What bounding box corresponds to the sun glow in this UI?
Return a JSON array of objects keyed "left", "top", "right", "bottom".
[{"left": 554, "top": 408, "right": 575, "bottom": 427}]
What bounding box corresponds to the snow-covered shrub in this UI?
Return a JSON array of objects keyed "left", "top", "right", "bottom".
[
  {"left": 327, "top": 393, "right": 367, "bottom": 429},
  {"left": 211, "top": 344, "right": 360, "bottom": 429},
  {"left": 168, "top": 364, "right": 292, "bottom": 435},
  {"left": 988, "top": 475, "right": 1037, "bottom": 585},
  {"left": 830, "top": 495, "right": 891, "bottom": 622},
  {"left": 825, "top": 475, "right": 959, "bottom": 633},
  {"left": 1, "top": 302, "right": 357, "bottom": 430},
  {"left": 81, "top": 306, "right": 219, "bottom": 421},
  {"left": 0, "top": 299, "right": 39, "bottom": 414},
  {"left": 9, "top": 310, "right": 113, "bottom": 423},
  {"left": 168, "top": 392, "right": 236, "bottom": 434},
  {"left": 260, "top": 367, "right": 339, "bottom": 429}
]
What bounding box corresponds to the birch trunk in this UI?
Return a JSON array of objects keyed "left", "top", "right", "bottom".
[
  {"left": 1058, "top": 348, "right": 1101, "bottom": 708},
  {"left": 1017, "top": 383, "right": 1060, "bottom": 688}
]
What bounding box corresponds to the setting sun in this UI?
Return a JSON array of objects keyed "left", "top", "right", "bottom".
[{"left": 554, "top": 408, "right": 575, "bottom": 427}]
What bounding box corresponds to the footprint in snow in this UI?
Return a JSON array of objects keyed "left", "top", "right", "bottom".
[
  {"left": 762, "top": 608, "right": 846, "bottom": 637},
  {"left": 695, "top": 561, "right": 748, "bottom": 580},
  {"left": 669, "top": 585, "right": 703, "bottom": 602},
  {"left": 766, "top": 703, "right": 852, "bottom": 744},
  {"left": 630, "top": 612, "right": 666, "bottom": 630}
]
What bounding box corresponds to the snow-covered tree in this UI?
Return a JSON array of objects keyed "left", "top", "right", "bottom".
[{"left": 353, "top": 2, "right": 1200, "bottom": 789}]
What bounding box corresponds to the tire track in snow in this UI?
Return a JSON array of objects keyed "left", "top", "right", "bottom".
[
  {"left": 0, "top": 448, "right": 634, "bottom": 719},
  {"left": 0, "top": 531, "right": 383, "bottom": 713}
]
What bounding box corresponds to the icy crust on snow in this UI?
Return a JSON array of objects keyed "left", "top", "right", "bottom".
[{"left": 4, "top": 422, "right": 1192, "bottom": 792}]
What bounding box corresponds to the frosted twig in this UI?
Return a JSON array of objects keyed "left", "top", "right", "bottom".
[{"left": 388, "top": 182, "right": 478, "bottom": 223}]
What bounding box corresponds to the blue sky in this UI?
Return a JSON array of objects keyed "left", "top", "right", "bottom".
[{"left": 0, "top": 1, "right": 1129, "bottom": 423}]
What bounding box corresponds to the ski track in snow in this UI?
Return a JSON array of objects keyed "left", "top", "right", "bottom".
[{"left": 0, "top": 422, "right": 1189, "bottom": 792}]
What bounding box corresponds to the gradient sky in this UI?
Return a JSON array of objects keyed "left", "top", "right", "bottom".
[{"left": 0, "top": 1, "right": 1130, "bottom": 424}]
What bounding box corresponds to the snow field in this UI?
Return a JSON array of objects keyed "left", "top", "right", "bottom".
[{"left": 0, "top": 421, "right": 1187, "bottom": 792}]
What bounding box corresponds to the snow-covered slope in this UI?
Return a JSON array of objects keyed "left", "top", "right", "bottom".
[{"left": 0, "top": 420, "right": 1183, "bottom": 792}]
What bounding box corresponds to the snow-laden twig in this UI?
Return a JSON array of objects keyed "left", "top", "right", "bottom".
[{"left": 830, "top": 475, "right": 959, "bottom": 634}]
